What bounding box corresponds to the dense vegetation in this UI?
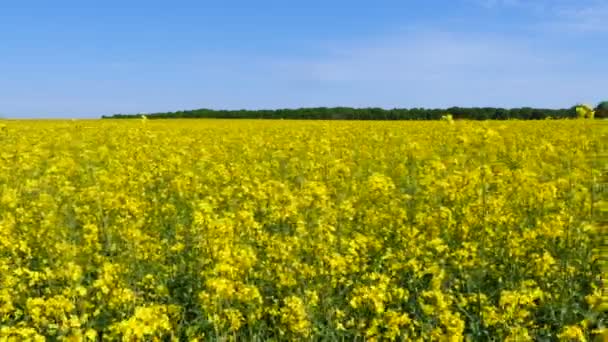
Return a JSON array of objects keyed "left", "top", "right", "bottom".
[
  {"left": 596, "top": 101, "right": 608, "bottom": 118},
  {"left": 0, "top": 119, "right": 605, "bottom": 340},
  {"left": 103, "top": 106, "right": 584, "bottom": 120}
]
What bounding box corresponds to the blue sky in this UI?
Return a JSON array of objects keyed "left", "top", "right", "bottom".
[{"left": 1, "top": 0, "right": 607, "bottom": 118}]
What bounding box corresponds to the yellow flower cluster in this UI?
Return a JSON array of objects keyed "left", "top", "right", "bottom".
[{"left": 0, "top": 119, "right": 605, "bottom": 340}]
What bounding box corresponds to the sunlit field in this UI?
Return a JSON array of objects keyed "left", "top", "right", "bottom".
[{"left": 0, "top": 119, "right": 606, "bottom": 340}]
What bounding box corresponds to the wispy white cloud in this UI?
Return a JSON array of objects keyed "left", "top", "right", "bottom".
[
  {"left": 274, "top": 31, "right": 567, "bottom": 82},
  {"left": 474, "top": 0, "right": 539, "bottom": 9},
  {"left": 473, "top": 0, "right": 608, "bottom": 32},
  {"left": 470, "top": 0, "right": 549, "bottom": 12},
  {"left": 551, "top": 2, "right": 608, "bottom": 32},
  {"left": 262, "top": 29, "right": 603, "bottom": 108}
]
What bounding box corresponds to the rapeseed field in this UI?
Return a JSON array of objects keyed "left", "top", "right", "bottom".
[{"left": 0, "top": 119, "right": 606, "bottom": 341}]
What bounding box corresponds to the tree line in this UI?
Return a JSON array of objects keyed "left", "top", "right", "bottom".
[{"left": 103, "top": 103, "right": 608, "bottom": 120}]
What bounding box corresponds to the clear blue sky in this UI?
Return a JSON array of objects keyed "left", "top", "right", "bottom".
[{"left": 1, "top": 0, "right": 606, "bottom": 118}]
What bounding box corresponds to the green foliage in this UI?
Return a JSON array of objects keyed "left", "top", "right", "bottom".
[
  {"left": 576, "top": 104, "right": 595, "bottom": 119},
  {"left": 440, "top": 113, "right": 454, "bottom": 123},
  {"left": 102, "top": 106, "right": 579, "bottom": 120},
  {"left": 595, "top": 101, "right": 608, "bottom": 118}
]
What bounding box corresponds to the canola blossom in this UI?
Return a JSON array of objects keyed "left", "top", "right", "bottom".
[{"left": 0, "top": 119, "right": 606, "bottom": 341}]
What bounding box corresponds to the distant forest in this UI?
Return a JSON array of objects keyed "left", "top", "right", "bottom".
[{"left": 102, "top": 106, "right": 585, "bottom": 120}]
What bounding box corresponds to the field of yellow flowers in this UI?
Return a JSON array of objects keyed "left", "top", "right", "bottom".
[{"left": 0, "top": 119, "right": 606, "bottom": 341}]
